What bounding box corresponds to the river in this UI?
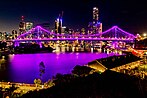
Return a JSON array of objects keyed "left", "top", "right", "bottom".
[{"left": 0, "top": 51, "right": 121, "bottom": 84}]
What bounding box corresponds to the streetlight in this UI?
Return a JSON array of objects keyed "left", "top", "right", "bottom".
[{"left": 143, "top": 33, "right": 147, "bottom": 38}]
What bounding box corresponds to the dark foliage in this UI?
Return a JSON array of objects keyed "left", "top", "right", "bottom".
[
  {"left": 71, "top": 65, "right": 93, "bottom": 77},
  {"left": 20, "top": 70, "right": 145, "bottom": 98}
]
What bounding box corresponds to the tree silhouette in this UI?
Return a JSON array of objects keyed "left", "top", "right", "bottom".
[
  {"left": 34, "top": 78, "right": 42, "bottom": 87},
  {"left": 39, "top": 61, "right": 45, "bottom": 81}
]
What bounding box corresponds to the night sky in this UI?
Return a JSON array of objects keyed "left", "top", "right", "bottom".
[{"left": 0, "top": 0, "right": 147, "bottom": 34}]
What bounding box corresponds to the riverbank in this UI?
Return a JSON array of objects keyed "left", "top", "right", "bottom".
[{"left": 0, "top": 81, "right": 48, "bottom": 98}]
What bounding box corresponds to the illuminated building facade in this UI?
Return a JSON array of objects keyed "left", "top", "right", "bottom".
[
  {"left": 92, "top": 7, "right": 98, "bottom": 34},
  {"left": 19, "top": 22, "right": 26, "bottom": 35},
  {"left": 55, "top": 12, "right": 64, "bottom": 34},
  {"left": 55, "top": 18, "right": 62, "bottom": 34},
  {"left": 25, "top": 22, "right": 33, "bottom": 31},
  {"left": 93, "top": 7, "right": 99, "bottom": 25},
  {"left": 19, "top": 16, "right": 33, "bottom": 35},
  {"left": 55, "top": 19, "right": 59, "bottom": 33},
  {"left": 88, "top": 7, "right": 102, "bottom": 34},
  {"left": 19, "top": 22, "right": 33, "bottom": 34},
  {"left": 61, "top": 26, "right": 66, "bottom": 34},
  {"left": 12, "top": 30, "right": 18, "bottom": 39}
]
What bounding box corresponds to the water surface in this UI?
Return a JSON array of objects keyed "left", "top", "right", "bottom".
[{"left": 1, "top": 52, "right": 118, "bottom": 83}]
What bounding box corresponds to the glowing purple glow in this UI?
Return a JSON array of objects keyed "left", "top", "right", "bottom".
[
  {"left": 17, "top": 28, "right": 34, "bottom": 38},
  {"left": 93, "top": 26, "right": 116, "bottom": 36},
  {"left": 17, "top": 26, "right": 54, "bottom": 38},
  {"left": 117, "top": 27, "right": 135, "bottom": 38},
  {"left": 14, "top": 37, "right": 134, "bottom": 42}
]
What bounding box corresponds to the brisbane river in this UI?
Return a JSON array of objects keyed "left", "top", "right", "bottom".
[{"left": 0, "top": 51, "right": 121, "bottom": 84}]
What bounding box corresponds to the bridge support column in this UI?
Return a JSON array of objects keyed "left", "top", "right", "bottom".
[
  {"left": 39, "top": 42, "right": 42, "bottom": 48},
  {"left": 14, "top": 42, "right": 19, "bottom": 47},
  {"left": 90, "top": 41, "right": 94, "bottom": 53}
]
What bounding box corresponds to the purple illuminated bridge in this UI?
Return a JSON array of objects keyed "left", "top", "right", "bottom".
[{"left": 13, "top": 25, "right": 136, "bottom": 42}]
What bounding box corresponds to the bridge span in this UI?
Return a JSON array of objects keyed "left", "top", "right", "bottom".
[{"left": 0, "top": 25, "right": 137, "bottom": 49}]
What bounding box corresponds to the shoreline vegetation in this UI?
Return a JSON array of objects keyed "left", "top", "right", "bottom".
[{"left": 0, "top": 42, "right": 54, "bottom": 55}]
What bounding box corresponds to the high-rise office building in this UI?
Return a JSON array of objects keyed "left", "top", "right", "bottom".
[
  {"left": 12, "top": 30, "right": 18, "bottom": 39},
  {"left": 99, "top": 23, "right": 102, "bottom": 33},
  {"left": 55, "top": 12, "right": 63, "bottom": 34},
  {"left": 19, "top": 16, "right": 33, "bottom": 35},
  {"left": 25, "top": 22, "right": 33, "bottom": 31},
  {"left": 93, "top": 7, "right": 99, "bottom": 24},
  {"left": 55, "top": 19, "right": 59, "bottom": 33},
  {"left": 19, "top": 16, "right": 26, "bottom": 35},
  {"left": 90, "top": 7, "right": 102, "bottom": 34},
  {"left": 55, "top": 18, "right": 62, "bottom": 34},
  {"left": 92, "top": 7, "right": 99, "bottom": 34},
  {"left": 19, "top": 21, "right": 26, "bottom": 34}
]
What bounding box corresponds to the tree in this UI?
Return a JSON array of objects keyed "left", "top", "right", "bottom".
[
  {"left": 34, "top": 78, "right": 42, "bottom": 87},
  {"left": 72, "top": 65, "right": 93, "bottom": 77},
  {"left": 39, "top": 61, "right": 45, "bottom": 79},
  {"left": 4, "top": 84, "right": 18, "bottom": 98},
  {"left": 34, "top": 62, "right": 45, "bottom": 87},
  {"left": 44, "top": 79, "right": 55, "bottom": 88}
]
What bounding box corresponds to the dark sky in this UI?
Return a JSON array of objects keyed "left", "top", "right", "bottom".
[{"left": 0, "top": 0, "right": 147, "bottom": 34}]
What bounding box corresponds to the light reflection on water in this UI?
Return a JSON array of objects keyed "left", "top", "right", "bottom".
[{"left": 0, "top": 52, "right": 120, "bottom": 84}]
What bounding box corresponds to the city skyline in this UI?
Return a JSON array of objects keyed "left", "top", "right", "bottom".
[{"left": 0, "top": 0, "right": 147, "bottom": 34}]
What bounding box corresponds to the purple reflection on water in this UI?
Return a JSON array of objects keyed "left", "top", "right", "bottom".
[{"left": 8, "top": 52, "right": 117, "bottom": 83}]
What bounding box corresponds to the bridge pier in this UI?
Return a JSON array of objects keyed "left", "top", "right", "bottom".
[
  {"left": 38, "top": 42, "right": 42, "bottom": 48},
  {"left": 14, "top": 42, "right": 20, "bottom": 47}
]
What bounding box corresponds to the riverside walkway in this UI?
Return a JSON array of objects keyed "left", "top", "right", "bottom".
[{"left": 0, "top": 82, "right": 49, "bottom": 94}]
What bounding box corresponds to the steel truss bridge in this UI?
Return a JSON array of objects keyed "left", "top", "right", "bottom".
[
  {"left": 1, "top": 25, "right": 137, "bottom": 48},
  {"left": 13, "top": 25, "right": 135, "bottom": 42}
]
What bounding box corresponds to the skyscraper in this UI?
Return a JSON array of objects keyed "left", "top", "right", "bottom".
[
  {"left": 58, "top": 17, "right": 62, "bottom": 34},
  {"left": 19, "top": 16, "right": 33, "bottom": 35},
  {"left": 19, "top": 21, "right": 26, "bottom": 34},
  {"left": 92, "top": 7, "right": 99, "bottom": 34},
  {"left": 19, "top": 16, "right": 26, "bottom": 35},
  {"left": 55, "top": 19, "right": 59, "bottom": 33},
  {"left": 90, "top": 7, "right": 102, "bottom": 34},
  {"left": 55, "top": 18, "right": 62, "bottom": 34},
  {"left": 55, "top": 12, "right": 63, "bottom": 34},
  {"left": 93, "top": 7, "right": 99, "bottom": 24}
]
